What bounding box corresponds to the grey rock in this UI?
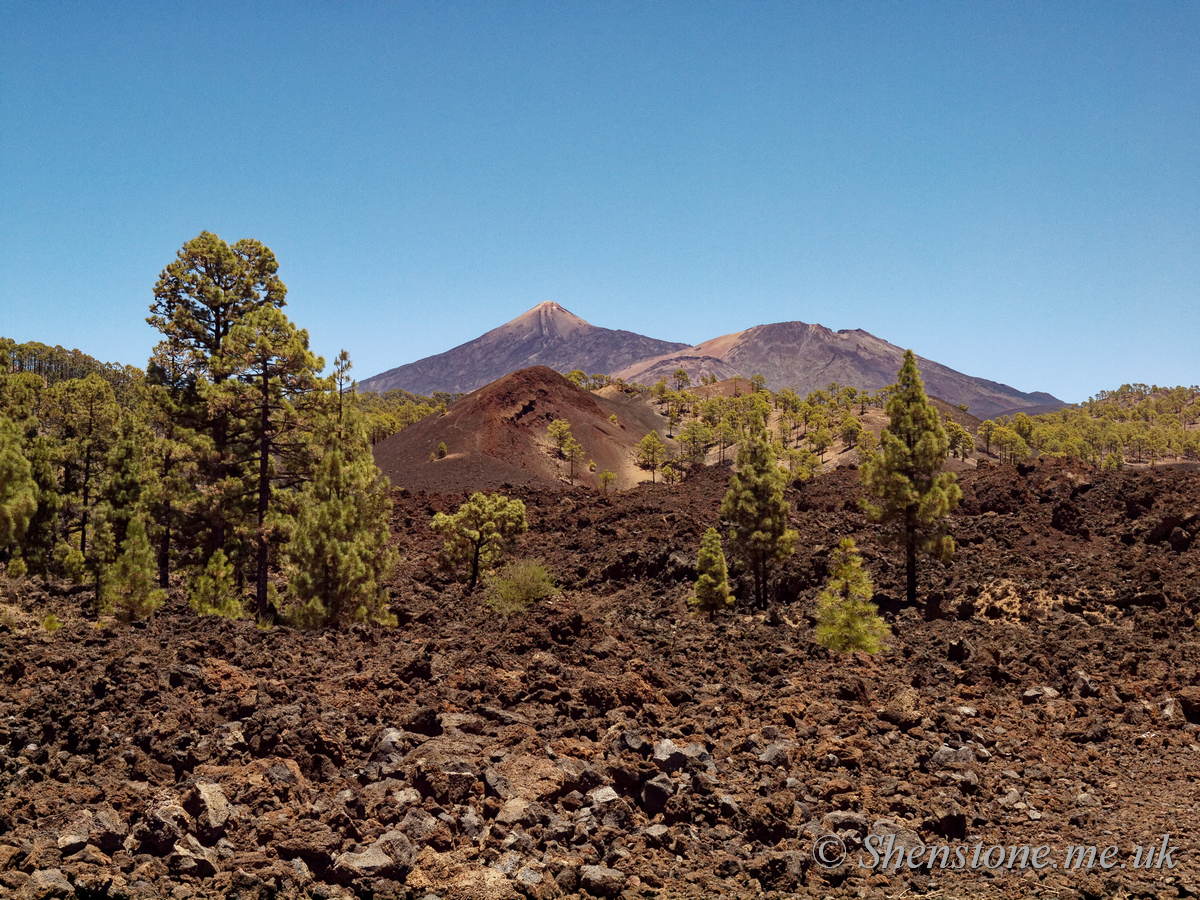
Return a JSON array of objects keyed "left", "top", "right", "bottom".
[
  {"left": 20, "top": 868, "right": 75, "bottom": 900},
  {"left": 641, "top": 773, "right": 675, "bottom": 815},
  {"left": 682, "top": 742, "right": 717, "bottom": 772},
  {"left": 823, "top": 811, "right": 869, "bottom": 835},
  {"left": 579, "top": 864, "right": 627, "bottom": 897},
  {"left": 167, "top": 834, "right": 218, "bottom": 877},
  {"left": 757, "top": 743, "right": 790, "bottom": 767},
  {"left": 332, "top": 829, "right": 414, "bottom": 880},
  {"left": 652, "top": 739, "right": 686, "bottom": 773},
  {"left": 643, "top": 823, "right": 669, "bottom": 845}
]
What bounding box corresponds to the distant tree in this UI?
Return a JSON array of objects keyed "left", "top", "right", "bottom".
[
  {"left": 147, "top": 232, "right": 287, "bottom": 564},
  {"left": 814, "top": 538, "right": 889, "bottom": 653},
  {"left": 0, "top": 414, "right": 36, "bottom": 562},
  {"left": 597, "top": 469, "right": 616, "bottom": 497},
  {"left": 859, "top": 350, "right": 961, "bottom": 608},
  {"left": 784, "top": 447, "right": 819, "bottom": 481},
  {"left": 563, "top": 436, "right": 586, "bottom": 484},
  {"left": 635, "top": 432, "right": 667, "bottom": 482},
  {"left": 673, "top": 368, "right": 691, "bottom": 392},
  {"left": 720, "top": 416, "right": 798, "bottom": 608},
  {"left": 810, "top": 425, "right": 833, "bottom": 461},
  {"left": 750, "top": 374, "right": 767, "bottom": 393},
  {"left": 431, "top": 492, "right": 527, "bottom": 590},
  {"left": 855, "top": 429, "right": 880, "bottom": 465},
  {"left": 103, "top": 516, "right": 166, "bottom": 623},
  {"left": 944, "top": 421, "right": 973, "bottom": 460},
  {"left": 680, "top": 420, "right": 712, "bottom": 464},
  {"left": 189, "top": 548, "right": 243, "bottom": 617},
  {"left": 690, "top": 526, "right": 733, "bottom": 620},
  {"left": 839, "top": 414, "right": 863, "bottom": 449},
  {"left": 41, "top": 373, "right": 120, "bottom": 557},
  {"left": 213, "top": 306, "right": 324, "bottom": 618},
  {"left": 608, "top": 413, "right": 618, "bottom": 425},
  {"left": 565, "top": 370, "right": 586, "bottom": 388},
  {"left": 977, "top": 420, "right": 997, "bottom": 455},
  {"left": 716, "top": 422, "right": 738, "bottom": 465},
  {"left": 547, "top": 418, "right": 573, "bottom": 457},
  {"left": 434, "top": 441, "right": 448, "bottom": 459}
]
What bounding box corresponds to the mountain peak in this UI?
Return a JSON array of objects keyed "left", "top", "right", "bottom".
[{"left": 503, "top": 302, "right": 591, "bottom": 339}]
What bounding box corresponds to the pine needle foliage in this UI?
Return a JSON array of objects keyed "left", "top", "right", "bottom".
[
  {"left": 432, "top": 492, "right": 527, "bottom": 590},
  {"left": 189, "top": 549, "right": 244, "bottom": 618},
  {"left": 859, "top": 350, "right": 962, "bottom": 607},
  {"left": 286, "top": 400, "right": 398, "bottom": 628},
  {"left": 814, "top": 538, "right": 889, "bottom": 653},
  {"left": 690, "top": 526, "right": 733, "bottom": 619},
  {"left": 107, "top": 517, "right": 167, "bottom": 623},
  {"left": 720, "top": 415, "right": 798, "bottom": 608},
  {"left": 0, "top": 414, "right": 36, "bottom": 559}
]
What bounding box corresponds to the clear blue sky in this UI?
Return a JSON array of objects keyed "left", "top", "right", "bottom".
[{"left": 2, "top": 2, "right": 1196, "bottom": 403}]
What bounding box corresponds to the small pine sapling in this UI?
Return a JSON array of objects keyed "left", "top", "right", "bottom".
[
  {"left": 690, "top": 527, "right": 733, "bottom": 620},
  {"left": 814, "top": 538, "right": 889, "bottom": 653}
]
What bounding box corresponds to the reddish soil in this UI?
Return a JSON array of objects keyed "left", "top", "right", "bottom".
[
  {"left": 2, "top": 458, "right": 1200, "bottom": 899},
  {"left": 372, "top": 367, "right": 670, "bottom": 493}
]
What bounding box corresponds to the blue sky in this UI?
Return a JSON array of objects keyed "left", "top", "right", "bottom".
[{"left": 2, "top": 2, "right": 1196, "bottom": 403}]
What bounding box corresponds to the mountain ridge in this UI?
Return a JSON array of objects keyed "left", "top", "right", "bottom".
[{"left": 362, "top": 303, "right": 1065, "bottom": 418}]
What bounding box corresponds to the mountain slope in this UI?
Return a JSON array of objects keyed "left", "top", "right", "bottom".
[
  {"left": 371, "top": 366, "right": 670, "bottom": 492},
  {"left": 360, "top": 303, "right": 688, "bottom": 396},
  {"left": 614, "top": 321, "right": 1063, "bottom": 419}
]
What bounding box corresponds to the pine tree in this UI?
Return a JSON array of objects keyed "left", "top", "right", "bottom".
[
  {"left": 106, "top": 516, "right": 167, "bottom": 623},
  {"left": 286, "top": 387, "right": 398, "bottom": 628},
  {"left": 147, "top": 232, "right": 288, "bottom": 579},
  {"left": 41, "top": 373, "right": 119, "bottom": 557},
  {"left": 720, "top": 415, "right": 798, "bottom": 608},
  {"left": 213, "top": 306, "right": 323, "bottom": 617},
  {"left": 636, "top": 432, "right": 666, "bottom": 482},
  {"left": 547, "top": 419, "right": 573, "bottom": 458},
  {"left": 431, "top": 493, "right": 527, "bottom": 589},
  {"left": 189, "top": 549, "right": 243, "bottom": 617},
  {"left": 690, "top": 527, "right": 733, "bottom": 620},
  {"left": 859, "top": 350, "right": 962, "bottom": 608},
  {"left": 814, "top": 538, "right": 889, "bottom": 653},
  {"left": 0, "top": 414, "right": 36, "bottom": 561}
]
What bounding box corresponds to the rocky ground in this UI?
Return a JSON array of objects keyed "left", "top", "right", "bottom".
[{"left": 2, "top": 457, "right": 1200, "bottom": 900}]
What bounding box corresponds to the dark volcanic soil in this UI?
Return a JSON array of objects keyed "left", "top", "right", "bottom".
[{"left": 2, "top": 458, "right": 1200, "bottom": 900}]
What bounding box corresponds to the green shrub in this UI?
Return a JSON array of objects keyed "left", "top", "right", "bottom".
[
  {"left": 435, "top": 441, "right": 448, "bottom": 459},
  {"left": 41, "top": 612, "right": 62, "bottom": 633},
  {"left": 484, "top": 559, "right": 557, "bottom": 615}
]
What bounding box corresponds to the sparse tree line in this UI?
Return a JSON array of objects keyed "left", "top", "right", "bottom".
[
  {"left": 976, "top": 386, "right": 1200, "bottom": 469},
  {"left": 686, "top": 351, "right": 958, "bottom": 655}
]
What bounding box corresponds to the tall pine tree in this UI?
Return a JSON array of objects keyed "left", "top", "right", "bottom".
[
  {"left": 212, "top": 306, "right": 323, "bottom": 618},
  {"left": 859, "top": 350, "right": 961, "bottom": 609},
  {"left": 720, "top": 414, "right": 798, "bottom": 608}
]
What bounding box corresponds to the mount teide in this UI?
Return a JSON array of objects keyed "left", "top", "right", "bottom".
[
  {"left": 359, "top": 302, "right": 687, "bottom": 396},
  {"left": 362, "top": 303, "right": 1064, "bottom": 418}
]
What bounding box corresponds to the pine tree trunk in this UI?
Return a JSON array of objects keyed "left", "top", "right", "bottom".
[
  {"left": 256, "top": 372, "right": 271, "bottom": 619},
  {"left": 905, "top": 512, "right": 917, "bottom": 607}
]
